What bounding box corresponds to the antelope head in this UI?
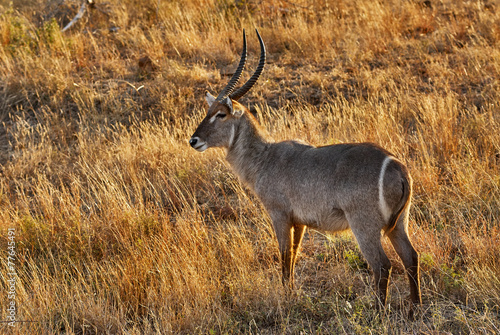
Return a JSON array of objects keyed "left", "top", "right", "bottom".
[{"left": 189, "top": 29, "right": 266, "bottom": 152}]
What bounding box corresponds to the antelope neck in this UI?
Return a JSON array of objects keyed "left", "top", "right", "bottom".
[{"left": 226, "top": 113, "right": 269, "bottom": 189}]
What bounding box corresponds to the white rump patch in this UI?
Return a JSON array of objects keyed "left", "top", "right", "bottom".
[{"left": 378, "top": 156, "right": 393, "bottom": 222}]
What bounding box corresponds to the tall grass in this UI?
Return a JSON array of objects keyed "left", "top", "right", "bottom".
[{"left": 0, "top": 0, "right": 499, "bottom": 333}]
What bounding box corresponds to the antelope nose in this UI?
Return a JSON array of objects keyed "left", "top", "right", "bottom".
[{"left": 189, "top": 137, "right": 198, "bottom": 148}]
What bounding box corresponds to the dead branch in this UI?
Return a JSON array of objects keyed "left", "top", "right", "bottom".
[{"left": 61, "top": 1, "right": 87, "bottom": 32}]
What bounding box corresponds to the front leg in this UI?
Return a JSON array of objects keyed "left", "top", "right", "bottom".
[
  {"left": 291, "top": 224, "right": 306, "bottom": 281},
  {"left": 270, "top": 211, "right": 294, "bottom": 288}
]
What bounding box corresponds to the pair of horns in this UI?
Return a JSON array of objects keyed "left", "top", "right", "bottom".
[{"left": 215, "top": 29, "right": 266, "bottom": 103}]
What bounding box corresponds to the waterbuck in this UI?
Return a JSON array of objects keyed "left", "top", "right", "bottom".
[{"left": 189, "top": 29, "right": 422, "bottom": 308}]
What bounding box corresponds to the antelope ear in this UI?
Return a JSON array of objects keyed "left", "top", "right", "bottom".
[
  {"left": 222, "top": 96, "right": 242, "bottom": 117},
  {"left": 206, "top": 91, "right": 216, "bottom": 107},
  {"left": 225, "top": 97, "right": 244, "bottom": 117},
  {"left": 232, "top": 108, "right": 243, "bottom": 117},
  {"left": 224, "top": 96, "right": 234, "bottom": 113}
]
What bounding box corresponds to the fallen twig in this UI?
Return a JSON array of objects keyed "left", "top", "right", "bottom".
[{"left": 61, "top": 1, "right": 87, "bottom": 32}]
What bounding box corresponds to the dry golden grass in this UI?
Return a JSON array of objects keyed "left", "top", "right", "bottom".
[{"left": 0, "top": 0, "right": 499, "bottom": 333}]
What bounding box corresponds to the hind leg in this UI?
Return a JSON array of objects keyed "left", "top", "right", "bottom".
[
  {"left": 387, "top": 211, "right": 421, "bottom": 305},
  {"left": 348, "top": 214, "right": 392, "bottom": 307}
]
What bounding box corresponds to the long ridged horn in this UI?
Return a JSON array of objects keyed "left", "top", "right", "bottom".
[
  {"left": 229, "top": 29, "right": 266, "bottom": 101},
  {"left": 216, "top": 30, "right": 248, "bottom": 102}
]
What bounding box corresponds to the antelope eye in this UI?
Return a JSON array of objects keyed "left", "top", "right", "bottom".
[{"left": 216, "top": 112, "right": 226, "bottom": 119}]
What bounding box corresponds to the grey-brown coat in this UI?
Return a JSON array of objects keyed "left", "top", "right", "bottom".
[{"left": 189, "top": 30, "right": 421, "bottom": 309}]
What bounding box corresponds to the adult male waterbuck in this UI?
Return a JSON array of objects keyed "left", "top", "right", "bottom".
[{"left": 189, "top": 29, "right": 421, "bottom": 308}]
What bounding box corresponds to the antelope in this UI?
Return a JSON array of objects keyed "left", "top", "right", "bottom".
[{"left": 189, "top": 29, "right": 422, "bottom": 309}]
